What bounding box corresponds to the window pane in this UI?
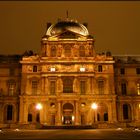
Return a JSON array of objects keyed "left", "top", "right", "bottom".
[
  {"left": 33, "top": 66, "right": 37, "bottom": 72},
  {"left": 120, "top": 68, "right": 125, "bottom": 75},
  {"left": 7, "top": 105, "right": 13, "bottom": 120},
  {"left": 51, "top": 46, "right": 56, "bottom": 57},
  {"left": 98, "top": 80, "right": 104, "bottom": 94},
  {"left": 50, "top": 81, "right": 56, "bottom": 95},
  {"left": 32, "top": 81, "right": 38, "bottom": 95},
  {"left": 136, "top": 68, "right": 140, "bottom": 74},
  {"left": 80, "top": 81, "right": 86, "bottom": 94},
  {"left": 121, "top": 83, "right": 127, "bottom": 95},
  {"left": 98, "top": 65, "right": 102, "bottom": 72},
  {"left": 63, "top": 78, "right": 73, "bottom": 93}
]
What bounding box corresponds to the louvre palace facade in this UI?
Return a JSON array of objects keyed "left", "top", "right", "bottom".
[{"left": 0, "top": 18, "right": 140, "bottom": 129}]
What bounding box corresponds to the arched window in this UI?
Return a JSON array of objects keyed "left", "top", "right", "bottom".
[
  {"left": 28, "top": 113, "right": 32, "bottom": 122},
  {"left": 7, "top": 105, "right": 13, "bottom": 121},
  {"left": 50, "top": 46, "right": 56, "bottom": 57},
  {"left": 63, "top": 77, "right": 73, "bottom": 93},
  {"left": 79, "top": 46, "right": 85, "bottom": 57},
  {"left": 64, "top": 45, "right": 71, "bottom": 57},
  {"left": 123, "top": 104, "right": 129, "bottom": 120}
]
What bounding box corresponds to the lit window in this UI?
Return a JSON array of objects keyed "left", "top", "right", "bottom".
[
  {"left": 98, "top": 80, "right": 104, "bottom": 94},
  {"left": 63, "top": 77, "right": 73, "bottom": 93},
  {"left": 80, "top": 67, "right": 85, "bottom": 72},
  {"left": 32, "top": 80, "right": 38, "bottom": 95},
  {"left": 50, "top": 81, "right": 56, "bottom": 95},
  {"left": 8, "top": 80, "right": 16, "bottom": 96},
  {"left": 50, "top": 67, "right": 55, "bottom": 72},
  {"left": 137, "top": 83, "right": 140, "bottom": 95},
  {"left": 80, "top": 81, "right": 86, "bottom": 94}
]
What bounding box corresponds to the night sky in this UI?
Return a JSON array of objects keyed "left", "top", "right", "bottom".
[{"left": 0, "top": 1, "right": 140, "bottom": 55}]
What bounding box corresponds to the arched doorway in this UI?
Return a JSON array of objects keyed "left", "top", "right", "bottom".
[
  {"left": 28, "top": 103, "right": 40, "bottom": 123},
  {"left": 96, "top": 103, "right": 108, "bottom": 122},
  {"left": 123, "top": 104, "right": 132, "bottom": 121},
  {"left": 62, "top": 103, "right": 74, "bottom": 125}
]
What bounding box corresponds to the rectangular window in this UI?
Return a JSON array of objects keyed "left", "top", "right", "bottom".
[
  {"left": 8, "top": 82, "right": 15, "bottom": 96},
  {"left": 120, "top": 68, "right": 125, "bottom": 75},
  {"left": 80, "top": 81, "right": 86, "bottom": 94},
  {"left": 121, "top": 83, "right": 127, "bottom": 95},
  {"left": 136, "top": 68, "right": 140, "bottom": 74},
  {"left": 7, "top": 105, "right": 13, "bottom": 121},
  {"left": 32, "top": 80, "right": 38, "bottom": 95},
  {"left": 50, "top": 81, "right": 56, "bottom": 95},
  {"left": 98, "top": 80, "right": 104, "bottom": 94},
  {"left": 33, "top": 66, "right": 37, "bottom": 72},
  {"left": 98, "top": 65, "right": 102, "bottom": 72}
]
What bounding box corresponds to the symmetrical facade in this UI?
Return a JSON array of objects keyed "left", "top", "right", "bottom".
[{"left": 0, "top": 19, "right": 140, "bottom": 128}]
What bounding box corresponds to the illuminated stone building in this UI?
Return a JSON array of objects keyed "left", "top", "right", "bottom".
[{"left": 0, "top": 18, "right": 140, "bottom": 128}]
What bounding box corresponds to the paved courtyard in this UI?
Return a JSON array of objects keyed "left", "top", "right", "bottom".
[{"left": 0, "top": 128, "right": 140, "bottom": 140}]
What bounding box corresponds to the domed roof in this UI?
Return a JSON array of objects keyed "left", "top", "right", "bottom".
[{"left": 46, "top": 19, "right": 89, "bottom": 37}]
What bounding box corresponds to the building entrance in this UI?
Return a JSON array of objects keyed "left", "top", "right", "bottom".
[
  {"left": 63, "top": 116, "right": 72, "bottom": 124},
  {"left": 63, "top": 103, "right": 74, "bottom": 125}
]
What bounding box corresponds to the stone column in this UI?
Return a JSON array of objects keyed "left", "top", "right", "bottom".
[
  {"left": 73, "top": 77, "right": 78, "bottom": 94},
  {"left": 87, "top": 109, "right": 92, "bottom": 125},
  {"left": 23, "top": 101, "right": 28, "bottom": 124},
  {"left": 41, "top": 77, "right": 45, "bottom": 95},
  {"left": 19, "top": 96, "right": 24, "bottom": 123},
  {"left": 57, "top": 101, "right": 62, "bottom": 125},
  {"left": 39, "top": 102, "right": 44, "bottom": 124},
  {"left": 112, "top": 99, "right": 117, "bottom": 122},
  {"left": 75, "top": 101, "right": 79, "bottom": 125},
  {"left": 44, "top": 77, "right": 48, "bottom": 95}
]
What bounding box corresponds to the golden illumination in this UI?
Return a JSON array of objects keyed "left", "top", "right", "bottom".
[
  {"left": 36, "top": 103, "right": 42, "bottom": 110},
  {"left": 91, "top": 103, "right": 98, "bottom": 110}
]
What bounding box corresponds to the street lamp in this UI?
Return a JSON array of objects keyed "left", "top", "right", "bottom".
[
  {"left": 91, "top": 103, "right": 98, "bottom": 123},
  {"left": 36, "top": 103, "right": 43, "bottom": 110}
]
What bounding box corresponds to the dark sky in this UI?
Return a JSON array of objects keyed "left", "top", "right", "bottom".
[{"left": 0, "top": 1, "right": 140, "bottom": 55}]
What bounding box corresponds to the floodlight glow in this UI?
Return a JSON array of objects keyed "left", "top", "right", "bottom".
[
  {"left": 91, "top": 103, "right": 97, "bottom": 110},
  {"left": 80, "top": 67, "right": 85, "bottom": 72},
  {"left": 36, "top": 103, "right": 42, "bottom": 110},
  {"left": 50, "top": 67, "right": 55, "bottom": 72}
]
